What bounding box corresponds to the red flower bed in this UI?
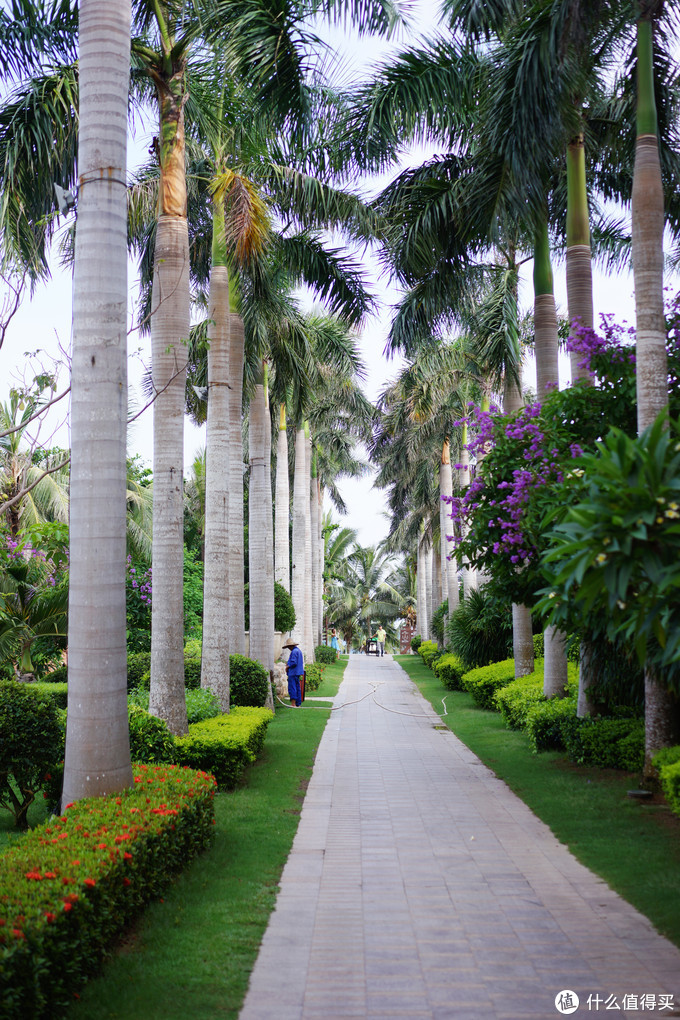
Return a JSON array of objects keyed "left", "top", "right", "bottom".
[{"left": 0, "top": 764, "right": 216, "bottom": 1018}]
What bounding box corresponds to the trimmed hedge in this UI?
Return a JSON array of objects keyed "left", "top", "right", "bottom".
[
  {"left": 174, "top": 707, "right": 273, "bottom": 790},
  {"left": 561, "top": 716, "right": 645, "bottom": 772},
  {"left": 526, "top": 696, "right": 578, "bottom": 753},
  {"left": 418, "top": 640, "right": 439, "bottom": 668},
  {"left": 494, "top": 663, "right": 578, "bottom": 731},
  {"left": 433, "top": 653, "right": 466, "bottom": 691},
  {"left": 460, "top": 659, "right": 516, "bottom": 709},
  {"left": 411, "top": 634, "right": 422, "bottom": 652},
  {"left": 0, "top": 764, "right": 215, "bottom": 1019},
  {"left": 653, "top": 746, "right": 680, "bottom": 819},
  {"left": 128, "top": 705, "right": 176, "bottom": 764},
  {"left": 29, "top": 682, "right": 68, "bottom": 711},
  {"left": 127, "top": 652, "right": 151, "bottom": 689}
]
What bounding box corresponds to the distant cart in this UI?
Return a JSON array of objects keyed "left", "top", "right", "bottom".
[{"left": 366, "top": 637, "right": 380, "bottom": 655}]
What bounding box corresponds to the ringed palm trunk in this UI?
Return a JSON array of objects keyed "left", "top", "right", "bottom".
[
  {"left": 228, "top": 309, "right": 246, "bottom": 655},
  {"left": 264, "top": 377, "right": 275, "bottom": 693},
  {"left": 440, "top": 440, "right": 459, "bottom": 622},
  {"left": 303, "top": 426, "right": 314, "bottom": 661},
  {"left": 200, "top": 201, "right": 230, "bottom": 711},
  {"left": 633, "top": 11, "right": 680, "bottom": 774},
  {"left": 417, "top": 531, "right": 428, "bottom": 640},
  {"left": 459, "top": 425, "right": 475, "bottom": 597},
  {"left": 504, "top": 370, "right": 534, "bottom": 679},
  {"left": 289, "top": 426, "right": 306, "bottom": 650},
  {"left": 148, "top": 56, "right": 190, "bottom": 736},
  {"left": 248, "top": 372, "right": 271, "bottom": 683},
  {"left": 317, "top": 479, "right": 324, "bottom": 647},
  {"left": 534, "top": 214, "right": 568, "bottom": 699},
  {"left": 566, "top": 129, "right": 594, "bottom": 383},
  {"left": 62, "top": 0, "right": 133, "bottom": 804},
  {"left": 274, "top": 404, "right": 290, "bottom": 593},
  {"left": 310, "top": 449, "right": 320, "bottom": 653}
]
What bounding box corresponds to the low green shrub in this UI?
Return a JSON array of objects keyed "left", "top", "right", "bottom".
[
  {"left": 314, "top": 645, "right": 337, "bottom": 665},
  {"left": 532, "top": 633, "right": 544, "bottom": 659},
  {"left": 433, "top": 653, "right": 466, "bottom": 691},
  {"left": 411, "top": 634, "right": 422, "bottom": 652},
  {"left": 0, "top": 764, "right": 216, "bottom": 1019},
  {"left": 127, "top": 652, "right": 151, "bottom": 690},
  {"left": 243, "top": 581, "right": 296, "bottom": 635},
  {"left": 183, "top": 639, "right": 202, "bottom": 659},
  {"left": 526, "top": 696, "right": 578, "bottom": 753},
  {"left": 651, "top": 745, "right": 680, "bottom": 770},
  {"left": 418, "top": 640, "right": 439, "bottom": 668},
  {"left": 128, "top": 705, "right": 176, "bottom": 765},
  {"left": 460, "top": 659, "right": 516, "bottom": 710},
  {"left": 29, "top": 681, "right": 68, "bottom": 710},
  {"left": 174, "top": 707, "right": 273, "bottom": 789},
  {"left": 184, "top": 657, "right": 202, "bottom": 690},
  {"left": 494, "top": 669, "right": 545, "bottom": 729},
  {"left": 0, "top": 680, "right": 65, "bottom": 830},
  {"left": 446, "top": 587, "right": 513, "bottom": 669},
  {"left": 652, "top": 746, "right": 680, "bottom": 820},
  {"left": 304, "top": 662, "right": 326, "bottom": 692},
  {"left": 40, "top": 664, "right": 67, "bottom": 684},
  {"left": 562, "top": 716, "right": 645, "bottom": 772},
  {"left": 230, "top": 654, "right": 269, "bottom": 707}
]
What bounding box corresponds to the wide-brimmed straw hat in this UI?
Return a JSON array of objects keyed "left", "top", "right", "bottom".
[{"left": 282, "top": 640, "right": 299, "bottom": 649}]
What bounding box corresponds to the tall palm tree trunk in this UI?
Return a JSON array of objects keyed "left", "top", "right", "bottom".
[
  {"left": 504, "top": 372, "right": 534, "bottom": 678},
  {"left": 148, "top": 215, "right": 190, "bottom": 736},
  {"left": 310, "top": 449, "right": 320, "bottom": 652},
  {"left": 228, "top": 311, "right": 246, "bottom": 655},
  {"left": 633, "top": 8, "right": 680, "bottom": 774},
  {"left": 62, "top": 0, "right": 133, "bottom": 804},
  {"left": 263, "top": 377, "right": 275, "bottom": 693},
  {"left": 534, "top": 214, "right": 568, "bottom": 699},
  {"left": 566, "top": 130, "right": 593, "bottom": 383},
  {"left": 248, "top": 374, "right": 271, "bottom": 678},
  {"left": 440, "top": 441, "right": 459, "bottom": 621},
  {"left": 200, "top": 202, "right": 230, "bottom": 711},
  {"left": 424, "top": 538, "right": 433, "bottom": 641},
  {"left": 274, "top": 404, "right": 290, "bottom": 593},
  {"left": 303, "top": 426, "right": 314, "bottom": 661},
  {"left": 290, "top": 426, "right": 306, "bottom": 650}
]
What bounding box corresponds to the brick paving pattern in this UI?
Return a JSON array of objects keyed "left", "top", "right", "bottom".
[{"left": 240, "top": 654, "right": 680, "bottom": 1020}]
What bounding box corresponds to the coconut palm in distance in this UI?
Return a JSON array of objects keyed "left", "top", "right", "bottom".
[{"left": 62, "top": 0, "right": 133, "bottom": 804}]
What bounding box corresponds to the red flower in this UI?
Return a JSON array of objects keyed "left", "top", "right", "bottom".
[
  {"left": 62, "top": 903, "right": 72, "bottom": 912},
  {"left": 44, "top": 872, "right": 57, "bottom": 879},
  {"left": 84, "top": 878, "right": 96, "bottom": 888},
  {"left": 97, "top": 843, "right": 107, "bottom": 849},
  {"left": 123, "top": 852, "right": 133, "bottom": 860},
  {"left": 44, "top": 912, "right": 57, "bottom": 923},
  {"left": 12, "top": 929, "right": 24, "bottom": 939},
  {"left": 123, "top": 878, "right": 131, "bottom": 887}
]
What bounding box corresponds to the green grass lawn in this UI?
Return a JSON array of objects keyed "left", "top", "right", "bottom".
[
  {"left": 0, "top": 658, "right": 346, "bottom": 1020},
  {"left": 396, "top": 653, "right": 680, "bottom": 949}
]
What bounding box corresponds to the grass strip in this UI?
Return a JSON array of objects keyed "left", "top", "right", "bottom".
[
  {"left": 396, "top": 654, "right": 680, "bottom": 948},
  {"left": 16, "top": 659, "right": 347, "bottom": 1020}
]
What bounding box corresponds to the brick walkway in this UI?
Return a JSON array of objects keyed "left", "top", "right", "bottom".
[{"left": 239, "top": 655, "right": 680, "bottom": 1020}]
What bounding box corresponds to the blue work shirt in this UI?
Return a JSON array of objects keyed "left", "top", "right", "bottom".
[{"left": 286, "top": 646, "right": 304, "bottom": 677}]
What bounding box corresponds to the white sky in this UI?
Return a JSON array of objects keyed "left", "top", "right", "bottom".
[{"left": 0, "top": 1, "right": 649, "bottom": 549}]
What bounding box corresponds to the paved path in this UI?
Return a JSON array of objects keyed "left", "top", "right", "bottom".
[{"left": 240, "top": 655, "right": 680, "bottom": 1020}]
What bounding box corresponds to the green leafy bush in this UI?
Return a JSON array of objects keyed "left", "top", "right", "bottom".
[
  {"left": 41, "top": 664, "right": 67, "bottom": 684},
  {"left": 446, "top": 587, "right": 513, "bottom": 670},
  {"left": 29, "top": 681, "right": 68, "bottom": 710},
  {"left": 243, "top": 581, "right": 296, "bottom": 635},
  {"left": 653, "top": 747, "right": 680, "bottom": 819},
  {"left": 0, "top": 764, "right": 215, "bottom": 1018},
  {"left": 410, "top": 634, "right": 422, "bottom": 652},
  {"left": 314, "top": 645, "right": 337, "bottom": 664},
  {"left": 0, "top": 680, "right": 65, "bottom": 829},
  {"left": 128, "top": 687, "right": 220, "bottom": 726},
  {"left": 460, "top": 659, "right": 516, "bottom": 710},
  {"left": 562, "top": 716, "right": 645, "bottom": 772},
  {"left": 532, "top": 633, "right": 544, "bottom": 659},
  {"left": 304, "top": 662, "right": 326, "bottom": 692},
  {"left": 128, "top": 705, "right": 175, "bottom": 764},
  {"left": 184, "top": 639, "right": 202, "bottom": 659},
  {"left": 184, "top": 656, "right": 202, "bottom": 690},
  {"left": 494, "top": 669, "right": 545, "bottom": 729},
  {"left": 526, "top": 696, "right": 578, "bottom": 753},
  {"left": 230, "top": 654, "right": 269, "bottom": 707},
  {"left": 127, "top": 652, "right": 151, "bottom": 690},
  {"left": 174, "top": 707, "right": 273, "bottom": 789},
  {"left": 433, "top": 653, "right": 466, "bottom": 690},
  {"left": 418, "top": 640, "right": 439, "bottom": 668}
]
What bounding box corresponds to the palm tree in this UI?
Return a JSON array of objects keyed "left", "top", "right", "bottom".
[
  {"left": 326, "top": 542, "right": 401, "bottom": 649},
  {"left": 61, "top": 0, "right": 133, "bottom": 804}
]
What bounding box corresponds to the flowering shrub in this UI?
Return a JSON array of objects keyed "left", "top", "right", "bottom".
[
  {"left": 125, "top": 557, "right": 152, "bottom": 653},
  {"left": 0, "top": 764, "right": 216, "bottom": 1018}
]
